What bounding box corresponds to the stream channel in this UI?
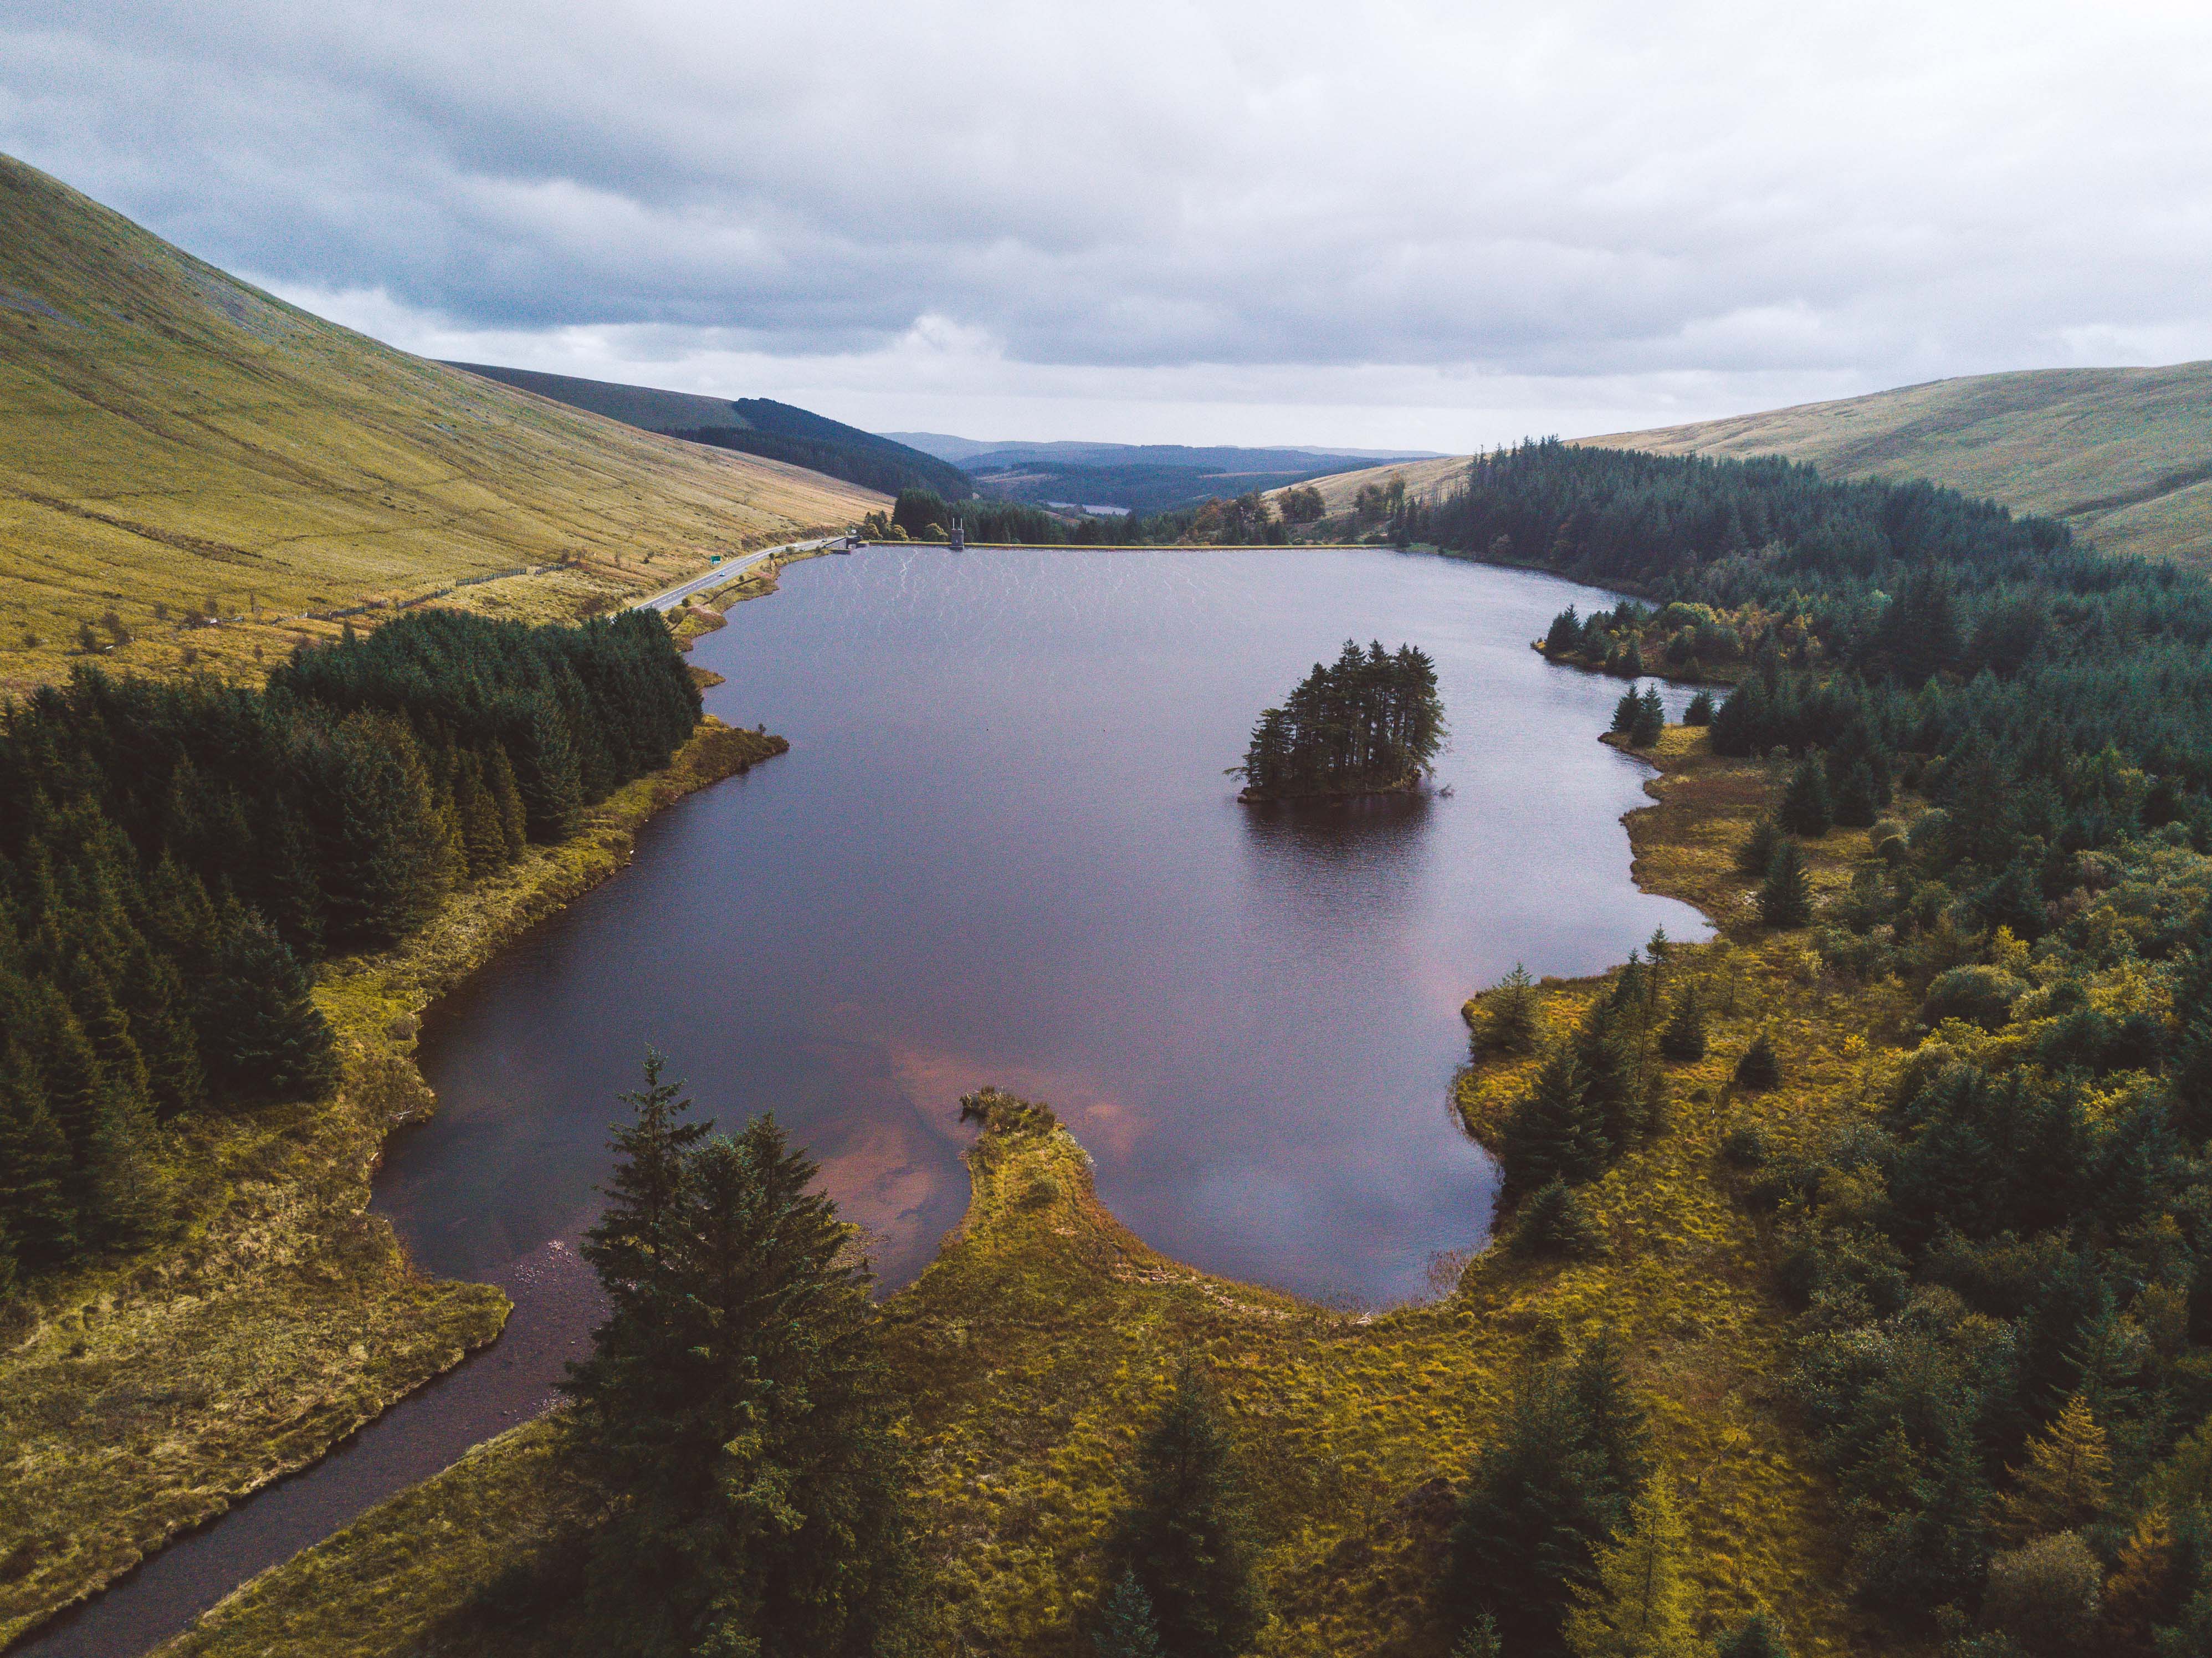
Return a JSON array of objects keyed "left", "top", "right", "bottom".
[{"left": 28, "top": 545, "right": 1708, "bottom": 1657}]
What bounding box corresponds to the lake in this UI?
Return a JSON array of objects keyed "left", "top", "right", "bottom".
[{"left": 27, "top": 545, "right": 1706, "bottom": 1658}]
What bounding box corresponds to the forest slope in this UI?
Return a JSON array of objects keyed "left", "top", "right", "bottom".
[
  {"left": 1282, "top": 362, "right": 2212, "bottom": 563},
  {"left": 0, "top": 153, "right": 884, "bottom": 692}
]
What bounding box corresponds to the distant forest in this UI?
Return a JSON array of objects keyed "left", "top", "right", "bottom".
[
  {"left": 873, "top": 487, "right": 1298, "bottom": 546},
  {"left": 0, "top": 610, "right": 700, "bottom": 1287},
  {"left": 1426, "top": 439, "right": 2212, "bottom": 1646}
]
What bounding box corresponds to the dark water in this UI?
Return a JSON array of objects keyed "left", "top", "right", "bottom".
[{"left": 21, "top": 546, "right": 1704, "bottom": 1657}]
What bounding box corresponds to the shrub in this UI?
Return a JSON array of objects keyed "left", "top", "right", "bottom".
[
  {"left": 1920, "top": 965, "right": 2029, "bottom": 1031},
  {"left": 1980, "top": 1532, "right": 2101, "bottom": 1657}
]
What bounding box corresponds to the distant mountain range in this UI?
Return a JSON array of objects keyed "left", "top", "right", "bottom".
[
  {"left": 447, "top": 365, "right": 972, "bottom": 500},
  {"left": 881, "top": 434, "right": 1445, "bottom": 516}
]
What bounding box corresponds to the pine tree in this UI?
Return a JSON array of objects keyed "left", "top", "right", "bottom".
[
  {"left": 1563, "top": 1477, "right": 1699, "bottom": 1658},
  {"left": 1713, "top": 1610, "right": 1792, "bottom": 1658},
  {"left": 1734, "top": 1032, "right": 1782, "bottom": 1091},
  {"left": 1446, "top": 1339, "right": 1652, "bottom": 1653},
  {"left": 560, "top": 1086, "right": 916, "bottom": 1656},
  {"left": 1094, "top": 1571, "right": 1166, "bottom": 1658},
  {"left": 1999, "top": 1394, "right": 2112, "bottom": 1541},
  {"left": 1501, "top": 1045, "right": 1613, "bottom": 1194},
  {"left": 1630, "top": 685, "right": 1665, "bottom": 747},
  {"left": 1478, "top": 964, "right": 1541, "bottom": 1053},
  {"left": 195, "top": 913, "right": 340, "bottom": 1104},
  {"left": 0, "top": 1041, "right": 76, "bottom": 1265},
  {"left": 1450, "top": 1615, "right": 1503, "bottom": 1658},
  {"left": 1778, "top": 759, "right": 1831, "bottom": 836},
  {"left": 1734, "top": 815, "right": 1784, "bottom": 876},
  {"left": 1758, "top": 840, "right": 1812, "bottom": 928},
  {"left": 1612, "top": 687, "right": 1642, "bottom": 735},
  {"left": 1683, "top": 689, "right": 1714, "bottom": 727},
  {"left": 1103, "top": 1358, "right": 1264, "bottom": 1658},
  {"left": 1510, "top": 1178, "right": 1610, "bottom": 1260},
  {"left": 1828, "top": 756, "right": 1878, "bottom": 829},
  {"left": 1656, "top": 985, "right": 1705, "bottom": 1062}
]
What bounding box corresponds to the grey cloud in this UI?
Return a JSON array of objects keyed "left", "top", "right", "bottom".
[{"left": 4, "top": 0, "right": 2209, "bottom": 393}]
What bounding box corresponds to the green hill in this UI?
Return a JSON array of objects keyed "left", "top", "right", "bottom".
[
  {"left": 0, "top": 153, "right": 885, "bottom": 692},
  {"left": 1580, "top": 362, "right": 2212, "bottom": 563},
  {"left": 446, "top": 363, "right": 973, "bottom": 500},
  {"left": 1282, "top": 362, "right": 2212, "bottom": 562}
]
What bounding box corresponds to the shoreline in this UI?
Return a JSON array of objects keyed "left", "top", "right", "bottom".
[
  {"left": 143, "top": 718, "right": 1899, "bottom": 1658},
  {"left": 0, "top": 718, "right": 786, "bottom": 1650}
]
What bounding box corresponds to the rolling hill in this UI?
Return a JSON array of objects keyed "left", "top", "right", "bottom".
[
  {"left": 447, "top": 364, "right": 972, "bottom": 500},
  {"left": 0, "top": 153, "right": 886, "bottom": 691},
  {"left": 1278, "top": 362, "right": 2212, "bottom": 563}
]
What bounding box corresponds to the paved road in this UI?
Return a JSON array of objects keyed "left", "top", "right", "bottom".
[{"left": 628, "top": 537, "right": 842, "bottom": 612}]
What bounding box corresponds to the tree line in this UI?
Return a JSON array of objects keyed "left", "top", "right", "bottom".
[
  {"left": 0, "top": 608, "right": 701, "bottom": 1289},
  {"left": 1452, "top": 438, "right": 2212, "bottom": 1649},
  {"left": 1237, "top": 639, "right": 1446, "bottom": 799}
]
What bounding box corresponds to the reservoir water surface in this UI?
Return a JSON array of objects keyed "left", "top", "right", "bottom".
[{"left": 30, "top": 546, "right": 1707, "bottom": 1658}]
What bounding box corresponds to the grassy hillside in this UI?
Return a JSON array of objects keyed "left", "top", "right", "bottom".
[
  {"left": 1579, "top": 363, "right": 2212, "bottom": 563},
  {"left": 0, "top": 153, "right": 884, "bottom": 693},
  {"left": 446, "top": 363, "right": 974, "bottom": 500},
  {"left": 1278, "top": 362, "right": 2212, "bottom": 562}
]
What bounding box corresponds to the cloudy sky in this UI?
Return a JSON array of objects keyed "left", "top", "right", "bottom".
[{"left": 6, "top": 1, "right": 2208, "bottom": 448}]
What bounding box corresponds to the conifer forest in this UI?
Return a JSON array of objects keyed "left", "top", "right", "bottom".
[{"left": 0, "top": 610, "right": 700, "bottom": 1287}]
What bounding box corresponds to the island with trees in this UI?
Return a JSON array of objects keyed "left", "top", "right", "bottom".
[{"left": 1235, "top": 638, "right": 1446, "bottom": 800}]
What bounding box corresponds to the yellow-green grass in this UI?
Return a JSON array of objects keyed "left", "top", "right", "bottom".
[
  {"left": 0, "top": 152, "right": 887, "bottom": 694},
  {"left": 1275, "top": 362, "right": 2212, "bottom": 565},
  {"left": 151, "top": 724, "right": 1924, "bottom": 1658},
  {"left": 0, "top": 721, "right": 785, "bottom": 1647}
]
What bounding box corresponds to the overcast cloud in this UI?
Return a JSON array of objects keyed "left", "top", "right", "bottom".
[{"left": 4, "top": 1, "right": 2208, "bottom": 446}]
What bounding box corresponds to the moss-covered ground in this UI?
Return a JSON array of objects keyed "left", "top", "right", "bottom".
[
  {"left": 140, "top": 721, "right": 1935, "bottom": 1657},
  {"left": 0, "top": 721, "right": 785, "bottom": 1648}
]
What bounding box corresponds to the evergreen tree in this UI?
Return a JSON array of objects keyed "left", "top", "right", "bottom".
[
  {"left": 1713, "top": 1611, "right": 1792, "bottom": 1658},
  {"left": 1094, "top": 1571, "right": 1166, "bottom": 1658},
  {"left": 1683, "top": 689, "right": 1714, "bottom": 727},
  {"left": 1998, "top": 1394, "right": 2112, "bottom": 1541},
  {"left": 1758, "top": 841, "right": 1813, "bottom": 928},
  {"left": 1657, "top": 986, "right": 1706, "bottom": 1062},
  {"left": 0, "top": 1042, "right": 76, "bottom": 1265},
  {"left": 1734, "top": 1032, "right": 1782, "bottom": 1091},
  {"left": 1451, "top": 1615, "right": 1503, "bottom": 1658},
  {"left": 560, "top": 1078, "right": 915, "bottom": 1657},
  {"left": 1478, "top": 964, "right": 1541, "bottom": 1054},
  {"left": 1630, "top": 685, "right": 1666, "bottom": 747},
  {"left": 1828, "top": 756, "right": 1879, "bottom": 829},
  {"left": 1501, "top": 1045, "right": 1613, "bottom": 1194},
  {"left": 1612, "top": 687, "right": 1642, "bottom": 736},
  {"left": 1510, "top": 1179, "right": 1610, "bottom": 1260},
  {"left": 194, "top": 914, "right": 340, "bottom": 1104},
  {"left": 1446, "top": 1339, "right": 1652, "bottom": 1653},
  {"left": 1561, "top": 1477, "right": 1699, "bottom": 1658},
  {"left": 1734, "top": 815, "right": 1784, "bottom": 876},
  {"left": 1778, "top": 759, "right": 1832, "bottom": 837},
  {"left": 1103, "top": 1358, "right": 1264, "bottom": 1658}
]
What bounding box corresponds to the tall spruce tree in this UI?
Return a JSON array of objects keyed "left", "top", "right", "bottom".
[
  {"left": 1500, "top": 1045, "right": 1612, "bottom": 1194},
  {"left": 1758, "top": 840, "right": 1813, "bottom": 928},
  {"left": 560, "top": 1075, "right": 915, "bottom": 1657},
  {"left": 1103, "top": 1358, "right": 1264, "bottom": 1658}
]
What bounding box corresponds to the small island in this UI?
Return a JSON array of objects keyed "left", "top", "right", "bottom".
[{"left": 1236, "top": 638, "right": 1446, "bottom": 800}]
